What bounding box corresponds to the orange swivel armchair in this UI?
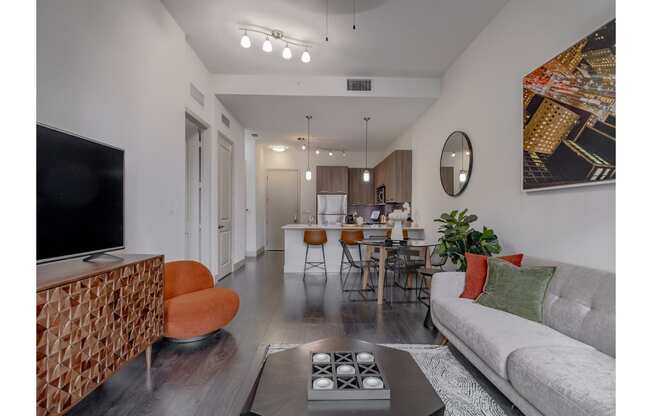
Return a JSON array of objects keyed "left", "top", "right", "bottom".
[{"left": 164, "top": 260, "right": 240, "bottom": 341}]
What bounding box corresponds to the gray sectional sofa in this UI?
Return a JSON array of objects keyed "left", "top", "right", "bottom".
[{"left": 430, "top": 257, "right": 615, "bottom": 416}]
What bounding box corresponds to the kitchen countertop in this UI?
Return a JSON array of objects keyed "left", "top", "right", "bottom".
[{"left": 282, "top": 224, "right": 424, "bottom": 230}]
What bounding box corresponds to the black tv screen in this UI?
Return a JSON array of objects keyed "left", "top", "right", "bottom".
[{"left": 37, "top": 124, "right": 124, "bottom": 262}]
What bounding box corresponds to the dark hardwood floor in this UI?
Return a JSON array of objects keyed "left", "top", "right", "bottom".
[{"left": 68, "top": 252, "right": 440, "bottom": 416}]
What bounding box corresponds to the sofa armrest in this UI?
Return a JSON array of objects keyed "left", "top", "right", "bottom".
[{"left": 430, "top": 272, "right": 465, "bottom": 302}]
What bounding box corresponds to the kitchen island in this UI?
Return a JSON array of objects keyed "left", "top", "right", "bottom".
[{"left": 282, "top": 224, "right": 426, "bottom": 274}]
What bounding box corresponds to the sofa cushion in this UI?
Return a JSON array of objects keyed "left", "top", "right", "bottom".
[
  {"left": 432, "top": 297, "right": 592, "bottom": 378},
  {"left": 507, "top": 346, "right": 615, "bottom": 416},
  {"left": 164, "top": 287, "right": 240, "bottom": 339},
  {"left": 477, "top": 258, "right": 555, "bottom": 323},
  {"left": 523, "top": 257, "right": 615, "bottom": 357},
  {"left": 461, "top": 253, "right": 523, "bottom": 299}
]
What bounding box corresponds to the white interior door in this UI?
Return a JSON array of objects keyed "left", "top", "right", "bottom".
[
  {"left": 185, "top": 118, "right": 203, "bottom": 261},
  {"left": 266, "top": 170, "right": 299, "bottom": 251},
  {"left": 218, "top": 133, "right": 233, "bottom": 278}
]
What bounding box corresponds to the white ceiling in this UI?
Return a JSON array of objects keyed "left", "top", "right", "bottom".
[
  {"left": 217, "top": 94, "right": 434, "bottom": 150},
  {"left": 163, "top": 0, "right": 508, "bottom": 77}
]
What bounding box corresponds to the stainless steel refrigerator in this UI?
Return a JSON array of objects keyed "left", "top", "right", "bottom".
[{"left": 317, "top": 194, "right": 347, "bottom": 225}]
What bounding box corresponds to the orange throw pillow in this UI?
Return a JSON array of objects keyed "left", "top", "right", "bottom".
[{"left": 460, "top": 253, "right": 524, "bottom": 299}]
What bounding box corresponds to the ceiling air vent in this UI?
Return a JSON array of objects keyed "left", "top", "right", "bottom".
[
  {"left": 189, "top": 83, "right": 205, "bottom": 107},
  {"left": 221, "top": 113, "right": 231, "bottom": 128},
  {"left": 347, "top": 79, "right": 372, "bottom": 92}
]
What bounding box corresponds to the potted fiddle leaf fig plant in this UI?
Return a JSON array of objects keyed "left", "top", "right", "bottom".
[{"left": 434, "top": 209, "right": 501, "bottom": 271}]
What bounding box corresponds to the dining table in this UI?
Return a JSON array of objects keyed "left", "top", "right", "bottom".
[{"left": 358, "top": 239, "right": 438, "bottom": 305}]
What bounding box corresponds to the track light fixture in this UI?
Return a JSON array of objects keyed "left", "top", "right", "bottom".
[
  {"left": 239, "top": 27, "right": 312, "bottom": 63},
  {"left": 262, "top": 37, "right": 273, "bottom": 53},
  {"left": 240, "top": 30, "right": 251, "bottom": 48}
]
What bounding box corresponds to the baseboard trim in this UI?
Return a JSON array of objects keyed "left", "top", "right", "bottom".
[
  {"left": 233, "top": 258, "right": 246, "bottom": 271},
  {"left": 246, "top": 247, "right": 265, "bottom": 258}
]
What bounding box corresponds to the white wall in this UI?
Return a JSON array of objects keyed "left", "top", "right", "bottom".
[
  {"left": 397, "top": 0, "right": 615, "bottom": 271},
  {"left": 37, "top": 0, "right": 247, "bottom": 273}
]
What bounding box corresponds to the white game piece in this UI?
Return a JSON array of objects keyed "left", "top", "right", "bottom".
[
  {"left": 313, "top": 377, "right": 334, "bottom": 389},
  {"left": 363, "top": 377, "right": 384, "bottom": 389},
  {"left": 336, "top": 364, "right": 355, "bottom": 375},
  {"left": 312, "top": 353, "right": 330, "bottom": 363}
]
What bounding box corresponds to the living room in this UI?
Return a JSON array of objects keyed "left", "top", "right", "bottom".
[{"left": 1, "top": 0, "right": 646, "bottom": 414}]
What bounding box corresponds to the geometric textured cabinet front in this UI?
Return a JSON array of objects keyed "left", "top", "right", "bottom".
[{"left": 36, "top": 256, "right": 164, "bottom": 415}]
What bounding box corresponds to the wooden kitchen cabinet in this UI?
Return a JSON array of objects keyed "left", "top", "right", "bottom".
[
  {"left": 316, "top": 166, "right": 348, "bottom": 193},
  {"left": 348, "top": 168, "right": 375, "bottom": 205},
  {"left": 373, "top": 150, "right": 412, "bottom": 203}
]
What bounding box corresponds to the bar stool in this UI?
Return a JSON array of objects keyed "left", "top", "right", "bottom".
[
  {"left": 303, "top": 229, "right": 328, "bottom": 279},
  {"left": 339, "top": 229, "right": 365, "bottom": 278}
]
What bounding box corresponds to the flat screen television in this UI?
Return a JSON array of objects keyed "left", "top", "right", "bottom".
[{"left": 37, "top": 124, "right": 124, "bottom": 263}]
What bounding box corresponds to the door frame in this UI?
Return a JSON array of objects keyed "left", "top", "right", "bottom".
[
  {"left": 216, "top": 131, "right": 235, "bottom": 280},
  {"left": 265, "top": 168, "right": 300, "bottom": 251},
  {"left": 184, "top": 112, "right": 211, "bottom": 266}
]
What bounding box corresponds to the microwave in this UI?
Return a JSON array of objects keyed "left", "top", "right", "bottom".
[{"left": 375, "top": 186, "right": 385, "bottom": 204}]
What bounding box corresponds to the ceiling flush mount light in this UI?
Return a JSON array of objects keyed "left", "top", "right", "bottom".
[
  {"left": 282, "top": 43, "right": 292, "bottom": 60},
  {"left": 262, "top": 37, "right": 273, "bottom": 53},
  {"left": 270, "top": 145, "right": 288, "bottom": 153},
  {"left": 362, "top": 116, "right": 371, "bottom": 182},
  {"left": 305, "top": 115, "right": 313, "bottom": 181},
  {"left": 240, "top": 30, "right": 251, "bottom": 48},
  {"left": 301, "top": 49, "right": 311, "bottom": 63},
  {"left": 240, "top": 27, "right": 311, "bottom": 63}
]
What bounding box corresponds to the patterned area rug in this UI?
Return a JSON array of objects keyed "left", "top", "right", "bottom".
[{"left": 267, "top": 343, "right": 509, "bottom": 416}]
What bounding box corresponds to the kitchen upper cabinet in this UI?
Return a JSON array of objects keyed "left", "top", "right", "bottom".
[
  {"left": 348, "top": 168, "right": 375, "bottom": 205},
  {"left": 316, "top": 166, "right": 348, "bottom": 194},
  {"left": 374, "top": 150, "right": 412, "bottom": 203}
]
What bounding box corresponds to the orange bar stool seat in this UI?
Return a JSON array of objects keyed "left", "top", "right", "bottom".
[
  {"left": 303, "top": 229, "right": 328, "bottom": 279},
  {"left": 164, "top": 260, "right": 240, "bottom": 341}
]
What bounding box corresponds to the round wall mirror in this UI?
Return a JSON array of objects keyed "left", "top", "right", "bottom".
[{"left": 440, "top": 131, "right": 473, "bottom": 196}]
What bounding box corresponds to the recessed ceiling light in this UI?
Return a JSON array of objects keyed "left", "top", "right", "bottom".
[{"left": 270, "top": 145, "right": 288, "bottom": 153}]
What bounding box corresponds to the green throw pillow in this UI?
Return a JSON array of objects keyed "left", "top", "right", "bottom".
[{"left": 476, "top": 258, "right": 555, "bottom": 323}]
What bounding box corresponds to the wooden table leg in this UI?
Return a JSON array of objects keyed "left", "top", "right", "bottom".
[
  {"left": 376, "top": 248, "right": 387, "bottom": 305},
  {"left": 362, "top": 245, "right": 371, "bottom": 289}
]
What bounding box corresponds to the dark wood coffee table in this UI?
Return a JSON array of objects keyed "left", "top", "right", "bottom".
[{"left": 242, "top": 337, "right": 445, "bottom": 416}]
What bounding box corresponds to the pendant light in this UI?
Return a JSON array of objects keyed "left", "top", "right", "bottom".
[
  {"left": 305, "top": 115, "right": 313, "bottom": 181},
  {"left": 362, "top": 117, "right": 371, "bottom": 182}
]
